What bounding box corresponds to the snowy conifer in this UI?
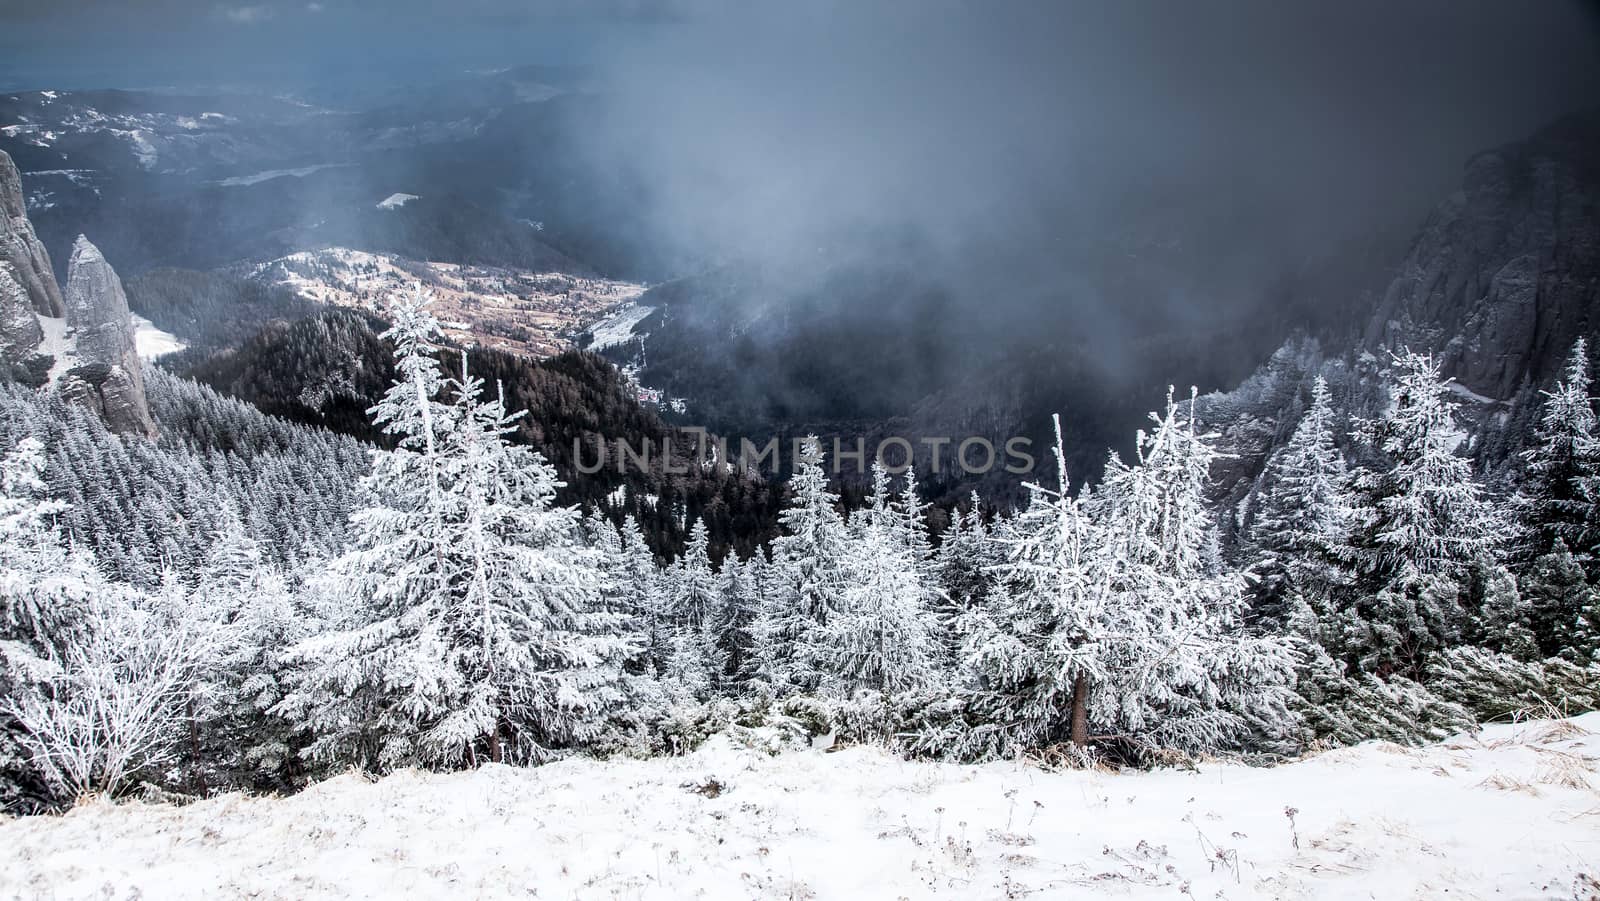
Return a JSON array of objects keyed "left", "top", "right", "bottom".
[
  {"left": 660, "top": 518, "right": 723, "bottom": 699},
  {"left": 753, "top": 436, "right": 851, "bottom": 693},
  {"left": 957, "top": 401, "right": 1295, "bottom": 761},
  {"left": 1248, "top": 376, "right": 1355, "bottom": 627},
  {"left": 820, "top": 463, "right": 940, "bottom": 696},
  {"left": 713, "top": 550, "right": 763, "bottom": 688},
  {"left": 1514, "top": 339, "right": 1600, "bottom": 564},
  {"left": 0, "top": 438, "right": 97, "bottom": 808},
  {"left": 278, "top": 291, "right": 634, "bottom": 771},
  {"left": 1516, "top": 541, "right": 1598, "bottom": 660},
  {"left": 1343, "top": 351, "right": 1501, "bottom": 677}
]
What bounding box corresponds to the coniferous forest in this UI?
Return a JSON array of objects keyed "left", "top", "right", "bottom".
[{"left": 4, "top": 284, "right": 1597, "bottom": 814}]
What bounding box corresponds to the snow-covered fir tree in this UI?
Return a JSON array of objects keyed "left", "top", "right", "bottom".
[
  {"left": 277, "top": 291, "right": 637, "bottom": 770},
  {"left": 660, "top": 518, "right": 724, "bottom": 699},
  {"left": 713, "top": 549, "right": 764, "bottom": 687},
  {"left": 955, "top": 403, "right": 1296, "bottom": 761},
  {"left": 1513, "top": 338, "right": 1600, "bottom": 566},
  {"left": 752, "top": 436, "right": 851, "bottom": 693},
  {"left": 1515, "top": 540, "right": 1598, "bottom": 661},
  {"left": 1247, "top": 376, "right": 1356, "bottom": 633},
  {"left": 0, "top": 438, "right": 96, "bottom": 809},
  {"left": 1342, "top": 351, "right": 1503, "bottom": 678},
  {"left": 1087, "top": 392, "right": 1297, "bottom": 755},
  {"left": 931, "top": 492, "right": 993, "bottom": 664},
  {"left": 955, "top": 421, "right": 1101, "bottom": 759},
  {"left": 819, "top": 463, "right": 941, "bottom": 697}
]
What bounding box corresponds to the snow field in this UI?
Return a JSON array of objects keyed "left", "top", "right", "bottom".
[
  {"left": 586, "top": 303, "right": 655, "bottom": 351},
  {"left": 2, "top": 713, "right": 1597, "bottom": 900}
]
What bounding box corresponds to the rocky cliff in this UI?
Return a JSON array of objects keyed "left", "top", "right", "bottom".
[
  {"left": 59, "top": 235, "right": 157, "bottom": 438},
  {"left": 0, "top": 149, "right": 65, "bottom": 318},
  {"left": 0, "top": 263, "right": 47, "bottom": 383},
  {"left": 1365, "top": 113, "right": 1600, "bottom": 400}
]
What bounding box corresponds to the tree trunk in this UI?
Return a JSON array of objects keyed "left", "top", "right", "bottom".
[
  {"left": 1069, "top": 672, "right": 1091, "bottom": 747},
  {"left": 488, "top": 725, "right": 504, "bottom": 764},
  {"left": 185, "top": 698, "right": 208, "bottom": 795}
]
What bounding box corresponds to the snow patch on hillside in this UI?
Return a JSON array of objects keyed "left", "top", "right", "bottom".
[
  {"left": 35, "top": 315, "right": 72, "bottom": 382},
  {"left": 377, "top": 192, "right": 419, "bottom": 210},
  {"left": 586, "top": 302, "right": 654, "bottom": 350},
  {"left": 216, "top": 163, "right": 351, "bottom": 187},
  {"left": 1447, "top": 381, "right": 1504, "bottom": 406},
  {"left": 132, "top": 315, "right": 185, "bottom": 359},
  {"left": 3, "top": 714, "right": 1597, "bottom": 900},
  {"left": 244, "top": 247, "right": 645, "bottom": 358}
]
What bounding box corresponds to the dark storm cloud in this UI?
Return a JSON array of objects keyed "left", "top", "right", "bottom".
[
  {"left": 507, "top": 0, "right": 1599, "bottom": 373},
  {"left": 572, "top": 0, "right": 1600, "bottom": 280},
  {"left": 4, "top": 0, "right": 1597, "bottom": 373}
]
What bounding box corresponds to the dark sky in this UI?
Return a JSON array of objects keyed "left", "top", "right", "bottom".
[
  {"left": 5, "top": 0, "right": 1599, "bottom": 356},
  {"left": 541, "top": 1, "right": 1600, "bottom": 342}
]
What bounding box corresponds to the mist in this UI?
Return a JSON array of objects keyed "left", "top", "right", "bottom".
[
  {"left": 557, "top": 1, "right": 1600, "bottom": 333},
  {"left": 6, "top": 0, "right": 1600, "bottom": 453}
]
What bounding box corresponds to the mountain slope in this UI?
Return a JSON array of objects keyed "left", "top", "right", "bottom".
[
  {"left": 172, "top": 309, "right": 784, "bottom": 560},
  {"left": 1365, "top": 112, "right": 1600, "bottom": 400}
]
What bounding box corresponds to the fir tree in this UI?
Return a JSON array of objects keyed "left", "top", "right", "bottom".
[
  {"left": 821, "top": 462, "right": 940, "bottom": 696},
  {"left": 1517, "top": 541, "right": 1598, "bottom": 660},
  {"left": 713, "top": 550, "right": 764, "bottom": 687},
  {"left": 753, "top": 436, "right": 850, "bottom": 693},
  {"left": 278, "top": 291, "right": 635, "bottom": 771},
  {"left": 0, "top": 438, "right": 96, "bottom": 809},
  {"left": 957, "top": 403, "right": 1295, "bottom": 760},
  {"left": 660, "top": 518, "right": 723, "bottom": 699},
  {"left": 1342, "top": 351, "right": 1501, "bottom": 678},
  {"left": 1514, "top": 338, "right": 1600, "bottom": 564},
  {"left": 1248, "top": 376, "right": 1355, "bottom": 629}
]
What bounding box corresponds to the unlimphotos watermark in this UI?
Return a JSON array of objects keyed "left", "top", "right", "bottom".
[{"left": 575, "top": 428, "right": 1035, "bottom": 476}]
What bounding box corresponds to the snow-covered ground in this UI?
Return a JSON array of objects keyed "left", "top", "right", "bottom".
[
  {"left": 586, "top": 302, "right": 655, "bottom": 350},
  {"left": 132, "top": 315, "right": 185, "bottom": 359},
  {"left": 376, "top": 192, "right": 420, "bottom": 210},
  {"left": 35, "top": 315, "right": 72, "bottom": 382},
  {"left": 244, "top": 246, "right": 645, "bottom": 358},
  {"left": 215, "top": 164, "right": 352, "bottom": 187},
  {"left": 33, "top": 315, "right": 185, "bottom": 371},
  {"left": 2, "top": 714, "right": 1597, "bottom": 900}
]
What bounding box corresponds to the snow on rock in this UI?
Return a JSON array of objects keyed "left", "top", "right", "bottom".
[
  {"left": 3, "top": 714, "right": 1599, "bottom": 900},
  {"left": 123, "top": 129, "right": 158, "bottom": 170},
  {"left": 376, "top": 192, "right": 420, "bottom": 210}
]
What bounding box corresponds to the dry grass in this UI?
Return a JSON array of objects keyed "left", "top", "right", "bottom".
[
  {"left": 1476, "top": 772, "right": 1541, "bottom": 795},
  {"left": 1530, "top": 748, "right": 1597, "bottom": 791},
  {"left": 1532, "top": 718, "right": 1593, "bottom": 745}
]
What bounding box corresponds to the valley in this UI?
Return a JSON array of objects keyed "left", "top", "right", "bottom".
[{"left": 243, "top": 246, "right": 645, "bottom": 358}]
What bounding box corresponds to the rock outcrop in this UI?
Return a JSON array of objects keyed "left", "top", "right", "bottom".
[
  {"left": 0, "top": 261, "right": 49, "bottom": 384},
  {"left": 59, "top": 235, "right": 157, "bottom": 438},
  {"left": 0, "top": 149, "right": 65, "bottom": 318},
  {"left": 1364, "top": 113, "right": 1600, "bottom": 399}
]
